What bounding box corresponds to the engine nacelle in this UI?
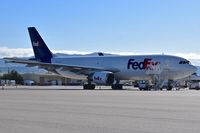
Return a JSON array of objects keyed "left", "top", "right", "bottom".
[{"left": 92, "top": 71, "right": 114, "bottom": 85}]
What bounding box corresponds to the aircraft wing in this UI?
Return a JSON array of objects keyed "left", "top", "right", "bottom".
[{"left": 4, "top": 57, "right": 120, "bottom": 75}]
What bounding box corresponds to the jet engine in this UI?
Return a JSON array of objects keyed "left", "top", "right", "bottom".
[{"left": 92, "top": 71, "right": 115, "bottom": 85}]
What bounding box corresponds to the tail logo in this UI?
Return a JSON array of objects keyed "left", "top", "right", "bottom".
[{"left": 33, "top": 41, "right": 41, "bottom": 46}]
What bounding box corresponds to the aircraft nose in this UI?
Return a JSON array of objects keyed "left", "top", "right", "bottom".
[{"left": 189, "top": 65, "right": 197, "bottom": 74}]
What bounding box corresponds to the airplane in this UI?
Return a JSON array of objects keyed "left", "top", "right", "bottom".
[{"left": 4, "top": 27, "right": 197, "bottom": 90}]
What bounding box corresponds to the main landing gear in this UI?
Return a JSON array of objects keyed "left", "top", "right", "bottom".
[
  {"left": 83, "top": 84, "right": 95, "bottom": 90},
  {"left": 111, "top": 84, "right": 123, "bottom": 90},
  {"left": 83, "top": 84, "right": 124, "bottom": 90},
  {"left": 111, "top": 79, "right": 123, "bottom": 90},
  {"left": 83, "top": 79, "right": 124, "bottom": 90}
]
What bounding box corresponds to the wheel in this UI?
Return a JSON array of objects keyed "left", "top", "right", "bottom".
[
  {"left": 195, "top": 87, "right": 200, "bottom": 90},
  {"left": 83, "top": 84, "right": 95, "bottom": 90},
  {"left": 139, "top": 88, "right": 143, "bottom": 91},
  {"left": 112, "top": 84, "right": 123, "bottom": 90},
  {"left": 167, "top": 86, "right": 173, "bottom": 91},
  {"left": 143, "top": 87, "right": 149, "bottom": 91}
]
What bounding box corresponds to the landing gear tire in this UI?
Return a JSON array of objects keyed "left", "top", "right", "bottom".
[
  {"left": 167, "top": 86, "right": 173, "bottom": 91},
  {"left": 83, "top": 84, "right": 95, "bottom": 90},
  {"left": 143, "top": 87, "right": 149, "bottom": 91},
  {"left": 112, "top": 84, "right": 123, "bottom": 90},
  {"left": 139, "top": 87, "right": 150, "bottom": 91}
]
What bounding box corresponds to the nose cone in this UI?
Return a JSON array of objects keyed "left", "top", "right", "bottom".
[{"left": 189, "top": 65, "right": 197, "bottom": 74}]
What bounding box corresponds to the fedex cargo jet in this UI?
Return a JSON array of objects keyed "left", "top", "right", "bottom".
[{"left": 4, "top": 27, "right": 197, "bottom": 90}]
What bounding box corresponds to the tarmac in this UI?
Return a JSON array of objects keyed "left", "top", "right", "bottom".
[{"left": 0, "top": 86, "right": 200, "bottom": 133}]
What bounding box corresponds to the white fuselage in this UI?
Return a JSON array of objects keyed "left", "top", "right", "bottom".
[{"left": 51, "top": 54, "right": 197, "bottom": 82}]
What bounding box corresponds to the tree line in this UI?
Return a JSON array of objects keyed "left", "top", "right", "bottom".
[{"left": 0, "top": 70, "right": 23, "bottom": 84}]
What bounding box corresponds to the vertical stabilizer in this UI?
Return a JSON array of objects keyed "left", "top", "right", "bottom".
[{"left": 28, "top": 27, "right": 53, "bottom": 63}]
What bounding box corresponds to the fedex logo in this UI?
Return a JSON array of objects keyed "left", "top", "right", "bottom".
[
  {"left": 94, "top": 76, "right": 102, "bottom": 81},
  {"left": 127, "top": 58, "right": 160, "bottom": 70},
  {"left": 33, "top": 41, "right": 41, "bottom": 46}
]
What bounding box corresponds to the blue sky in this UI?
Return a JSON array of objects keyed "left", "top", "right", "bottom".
[{"left": 0, "top": 0, "right": 200, "bottom": 56}]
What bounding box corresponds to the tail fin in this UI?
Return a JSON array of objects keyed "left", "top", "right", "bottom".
[{"left": 28, "top": 27, "right": 53, "bottom": 63}]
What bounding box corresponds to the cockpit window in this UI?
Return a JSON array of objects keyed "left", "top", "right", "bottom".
[{"left": 179, "top": 61, "right": 190, "bottom": 64}]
